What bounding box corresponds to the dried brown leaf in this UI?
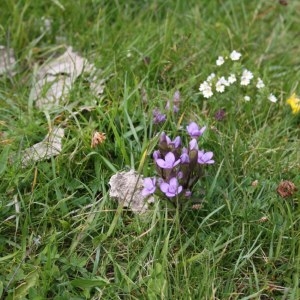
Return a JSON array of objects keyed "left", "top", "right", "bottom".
[{"left": 276, "top": 180, "right": 297, "bottom": 198}]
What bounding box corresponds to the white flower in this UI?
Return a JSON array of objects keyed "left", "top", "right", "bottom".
[
  {"left": 218, "top": 76, "right": 229, "bottom": 86},
  {"left": 230, "top": 50, "right": 242, "bottom": 61},
  {"left": 199, "top": 81, "right": 213, "bottom": 98},
  {"left": 244, "top": 95, "right": 251, "bottom": 101},
  {"left": 268, "top": 93, "right": 277, "bottom": 103},
  {"left": 216, "top": 56, "right": 225, "bottom": 66},
  {"left": 199, "top": 81, "right": 209, "bottom": 91},
  {"left": 215, "top": 77, "right": 229, "bottom": 93},
  {"left": 207, "top": 73, "right": 216, "bottom": 82},
  {"left": 256, "top": 78, "right": 265, "bottom": 89},
  {"left": 203, "top": 88, "right": 213, "bottom": 98},
  {"left": 227, "top": 74, "right": 236, "bottom": 84},
  {"left": 240, "top": 69, "right": 253, "bottom": 86},
  {"left": 216, "top": 83, "right": 225, "bottom": 93}
]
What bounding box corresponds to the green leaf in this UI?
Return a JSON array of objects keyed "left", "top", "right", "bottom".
[
  {"left": 70, "top": 277, "right": 109, "bottom": 289},
  {"left": 0, "top": 251, "right": 18, "bottom": 262},
  {"left": 147, "top": 262, "right": 166, "bottom": 300},
  {"left": 14, "top": 268, "right": 39, "bottom": 300}
]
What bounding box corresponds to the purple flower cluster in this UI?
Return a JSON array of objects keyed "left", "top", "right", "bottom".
[{"left": 142, "top": 122, "right": 215, "bottom": 203}]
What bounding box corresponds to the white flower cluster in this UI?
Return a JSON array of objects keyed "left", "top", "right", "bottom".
[
  {"left": 199, "top": 50, "right": 277, "bottom": 103},
  {"left": 215, "top": 50, "right": 242, "bottom": 67}
]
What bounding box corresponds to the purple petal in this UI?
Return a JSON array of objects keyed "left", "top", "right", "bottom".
[
  {"left": 182, "top": 147, "right": 188, "bottom": 154},
  {"left": 167, "top": 178, "right": 182, "bottom": 196},
  {"left": 169, "top": 177, "right": 179, "bottom": 188},
  {"left": 177, "top": 186, "right": 183, "bottom": 194},
  {"left": 164, "top": 152, "right": 176, "bottom": 166},
  {"left": 173, "top": 105, "right": 179, "bottom": 113},
  {"left": 198, "top": 151, "right": 214, "bottom": 164},
  {"left": 143, "top": 177, "right": 155, "bottom": 189},
  {"left": 157, "top": 178, "right": 164, "bottom": 186},
  {"left": 166, "top": 136, "right": 172, "bottom": 145},
  {"left": 173, "top": 159, "right": 181, "bottom": 167},
  {"left": 165, "top": 191, "right": 176, "bottom": 197},
  {"left": 185, "top": 190, "right": 192, "bottom": 197},
  {"left": 173, "top": 136, "right": 181, "bottom": 148},
  {"left": 199, "top": 126, "right": 206, "bottom": 136},
  {"left": 168, "top": 185, "right": 177, "bottom": 194},
  {"left": 153, "top": 109, "right": 166, "bottom": 124},
  {"left": 156, "top": 158, "right": 166, "bottom": 168},
  {"left": 198, "top": 150, "right": 204, "bottom": 157},
  {"left": 160, "top": 182, "right": 169, "bottom": 193},
  {"left": 189, "top": 139, "right": 198, "bottom": 151},
  {"left": 142, "top": 188, "right": 154, "bottom": 196},
  {"left": 187, "top": 122, "right": 198, "bottom": 135},
  {"left": 180, "top": 153, "right": 190, "bottom": 164},
  {"left": 177, "top": 171, "right": 183, "bottom": 179},
  {"left": 159, "top": 132, "right": 167, "bottom": 143},
  {"left": 142, "top": 177, "right": 156, "bottom": 196},
  {"left": 202, "top": 152, "right": 214, "bottom": 162},
  {"left": 153, "top": 150, "right": 161, "bottom": 160}
]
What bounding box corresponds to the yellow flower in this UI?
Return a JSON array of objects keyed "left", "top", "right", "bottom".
[{"left": 286, "top": 93, "right": 300, "bottom": 114}]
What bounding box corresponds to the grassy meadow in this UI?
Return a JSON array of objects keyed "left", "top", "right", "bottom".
[{"left": 0, "top": 0, "right": 300, "bottom": 299}]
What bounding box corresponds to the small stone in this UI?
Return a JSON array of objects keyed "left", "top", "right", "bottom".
[{"left": 109, "top": 170, "right": 154, "bottom": 214}]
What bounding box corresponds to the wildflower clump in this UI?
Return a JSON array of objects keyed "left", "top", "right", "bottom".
[
  {"left": 142, "top": 122, "right": 214, "bottom": 206},
  {"left": 199, "top": 50, "right": 277, "bottom": 105}
]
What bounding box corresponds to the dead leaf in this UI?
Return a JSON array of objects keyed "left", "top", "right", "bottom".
[
  {"left": 29, "top": 46, "right": 100, "bottom": 110},
  {"left": 0, "top": 45, "right": 16, "bottom": 76},
  {"left": 109, "top": 170, "right": 154, "bottom": 214},
  {"left": 276, "top": 180, "right": 297, "bottom": 198},
  {"left": 91, "top": 131, "right": 106, "bottom": 148},
  {"left": 21, "top": 126, "right": 64, "bottom": 166}
]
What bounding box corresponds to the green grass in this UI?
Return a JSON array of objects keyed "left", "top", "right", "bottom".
[{"left": 1, "top": 0, "right": 300, "bottom": 299}]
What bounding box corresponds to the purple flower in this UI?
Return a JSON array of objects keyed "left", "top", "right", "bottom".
[
  {"left": 173, "top": 90, "right": 180, "bottom": 105},
  {"left": 184, "top": 190, "right": 192, "bottom": 198},
  {"left": 197, "top": 151, "right": 215, "bottom": 164},
  {"left": 166, "top": 136, "right": 181, "bottom": 149},
  {"left": 180, "top": 152, "right": 190, "bottom": 164},
  {"left": 160, "top": 132, "right": 167, "bottom": 143},
  {"left": 189, "top": 139, "right": 198, "bottom": 151},
  {"left": 160, "top": 177, "right": 183, "bottom": 198},
  {"left": 142, "top": 177, "right": 156, "bottom": 196},
  {"left": 153, "top": 150, "right": 161, "bottom": 160},
  {"left": 166, "top": 101, "right": 179, "bottom": 113},
  {"left": 165, "top": 91, "right": 180, "bottom": 113},
  {"left": 153, "top": 108, "right": 166, "bottom": 124},
  {"left": 156, "top": 152, "right": 180, "bottom": 169},
  {"left": 182, "top": 147, "right": 188, "bottom": 154},
  {"left": 186, "top": 122, "right": 206, "bottom": 139},
  {"left": 177, "top": 171, "right": 183, "bottom": 179},
  {"left": 159, "top": 132, "right": 169, "bottom": 150},
  {"left": 214, "top": 109, "right": 226, "bottom": 121}
]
